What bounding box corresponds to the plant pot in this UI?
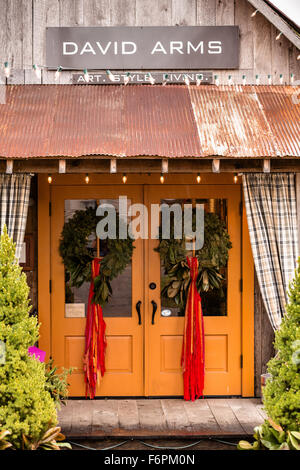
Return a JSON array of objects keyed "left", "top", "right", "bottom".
[{"left": 260, "top": 373, "right": 272, "bottom": 402}]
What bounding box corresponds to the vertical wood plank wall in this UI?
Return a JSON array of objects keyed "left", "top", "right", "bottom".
[
  {"left": 297, "top": 174, "right": 300, "bottom": 256},
  {"left": 0, "top": 0, "right": 299, "bottom": 85},
  {"left": 254, "top": 272, "right": 274, "bottom": 397},
  {"left": 24, "top": 176, "right": 38, "bottom": 315},
  {"left": 0, "top": 0, "right": 298, "bottom": 395}
]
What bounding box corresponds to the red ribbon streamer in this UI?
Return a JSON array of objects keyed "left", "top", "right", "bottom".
[
  {"left": 181, "top": 256, "right": 205, "bottom": 401},
  {"left": 84, "top": 258, "right": 107, "bottom": 399}
]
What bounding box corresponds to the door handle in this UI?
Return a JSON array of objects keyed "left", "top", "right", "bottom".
[
  {"left": 135, "top": 300, "right": 142, "bottom": 325},
  {"left": 151, "top": 300, "right": 157, "bottom": 325}
]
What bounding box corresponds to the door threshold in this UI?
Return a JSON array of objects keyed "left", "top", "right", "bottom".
[{"left": 67, "top": 395, "right": 245, "bottom": 400}]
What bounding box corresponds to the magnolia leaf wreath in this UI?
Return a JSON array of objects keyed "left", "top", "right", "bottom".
[
  {"left": 59, "top": 206, "right": 134, "bottom": 306},
  {"left": 156, "top": 212, "right": 232, "bottom": 314}
]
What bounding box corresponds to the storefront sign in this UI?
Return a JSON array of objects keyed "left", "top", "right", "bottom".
[
  {"left": 72, "top": 71, "right": 213, "bottom": 84},
  {"left": 47, "top": 26, "right": 239, "bottom": 70}
]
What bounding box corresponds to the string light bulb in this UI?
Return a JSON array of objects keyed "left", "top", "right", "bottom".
[
  {"left": 160, "top": 174, "right": 165, "bottom": 184},
  {"left": 83, "top": 68, "right": 89, "bottom": 83},
  {"left": 196, "top": 174, "right": 201, "bottom": 184},
  {"left": 196, "top": 74, "right": 202, "bottom": 86},
  {"left": 276, "top": 31, "right": 282, "bottom": 41},
  {"left": 214, "top": 75, "right": 219, "bottom": 86},
  {"left": 162, "top": 74, "right": 169, "bottom": 86},
  {"left": 33, "top": 64, "right": 41, "bottom": 80},
  {"left": 233, "top": 174, "right": 238, "bottom": 184},
  {"left": 297, "top": 54, "right": 300, "bottom": 61},
  {"left": 55, "top": 66, "right": 62, "bottom": 81},
  {"left": 47, "top": 174, "right": 52, "bottom": 184},
  {"left": 146, "top": 73, "right": 155, "bottom": 85},
  {"left": 124, "top": 72, "right": 130, "bottom": 85},
  {"left": 4, "top": 61, "right": 10, "bottom": 78},
  {"left": 251, "top": 9, "right": 258, "bottom": 18},
  {"left": 85, "top": 174, "right": 89, "bottom": 184},
  {"left": 184, "top": 74, "right": 190, "bottom": 87},
  {"left": 122, "top": 174, "right": 127, "bottom": 184},
  {"left": 106, "top": 70, "right": 116, "bottom": 82}
]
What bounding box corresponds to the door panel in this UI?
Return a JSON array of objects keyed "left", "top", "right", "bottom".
[
  {"left": 50, "top": 185, "right": 144, "bottom": 396},
  {"left": 145, "top": 185, "right": 242, "bottom": 396}
]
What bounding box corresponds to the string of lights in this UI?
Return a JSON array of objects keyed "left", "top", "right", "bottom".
[
  {"left": 2, "top": 64, "right": 298, "bottom": 85},
  {"left": 4, "top": 6, "right": 298, "bottom": 187},
  {"left": 2, "top": 6, "right": 299, "bottom": 84},
  {"left": 46, "top": 171, "right": 241, "bottom": 185}
]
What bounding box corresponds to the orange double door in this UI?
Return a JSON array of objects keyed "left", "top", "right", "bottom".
[{"left": 47, "top": 179, "right": 244, "bottom": 397}]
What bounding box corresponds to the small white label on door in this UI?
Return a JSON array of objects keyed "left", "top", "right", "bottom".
[
  {"left": 65, "top": 303, "right": 85, "bottom": 318},
  {"left": 161, "top": 309, "right": 172, "bottom": 317}
]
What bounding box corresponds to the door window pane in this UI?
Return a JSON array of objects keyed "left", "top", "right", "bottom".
[
  {"left": 159, "top": 198, "right": 228, "bottom": 317},
  {"left": 64, "top": 199, "right": 132, "bottom": 318}
]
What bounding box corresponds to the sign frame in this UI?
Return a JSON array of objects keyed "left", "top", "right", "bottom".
[
  {"left": 72, "top": 71, "right": 213, "bottom": 84},
  {"left": 46, "top": 26, "right": 239, "bottom": 70}
]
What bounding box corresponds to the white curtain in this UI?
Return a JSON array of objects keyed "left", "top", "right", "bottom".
[
  {"left": 0, "top": 174, "right": 31, "bottom": 259},
  {"left": 243, "top": 173, "right": 298, "bottom": 330}
]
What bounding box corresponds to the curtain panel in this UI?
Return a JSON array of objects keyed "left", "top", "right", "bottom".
[
  {"left": 0, "top": 174, "right": 31, "bottom": 259},
  {"left": 243, "top": 173, "right": 298, "bottom": 330}
]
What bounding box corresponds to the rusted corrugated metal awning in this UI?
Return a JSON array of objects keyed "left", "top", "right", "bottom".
[{"left": 0, "top": 84, "right": 299, "bottom": 158}]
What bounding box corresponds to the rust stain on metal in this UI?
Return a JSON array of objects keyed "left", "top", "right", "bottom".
[
  {"left": 188, "top": 85, "right": 300, "bottom": 157},
  {"left": 0, "top": 84, "right": 298, "bottom": 158}
]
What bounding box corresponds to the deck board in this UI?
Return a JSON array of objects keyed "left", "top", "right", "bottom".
[
  {"left": 136, "top": 399, "right": 167, "bottom": 431},
  {"left": 184, "top": 400, "right": 220, "bottom": 432},
  {"left": 58, "top": 398, "right": 265, "bottom": 438},
  {"left": 207, "top": 398, "right": 244, "bottom": 434},
  {"left": 71, "top": 400, "right": 93, "bottom": 435},
  {"left": 161, "top": 399, "right": 190, "bottom": 431},
  {"left": 92, "top": 400, "right": 119, "bottom": 433},
  {"left": 226, "top": 398, "right": 265, "bottom": 435},
  {"left": 250, "top": 398, "right": 267, "bottom": 421},
  {"left": 118, "top": 399, "right": 140, "bottom": 430}
]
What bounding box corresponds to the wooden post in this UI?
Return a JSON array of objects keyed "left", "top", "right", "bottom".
[
  {"left": 58, "top": 159, "right": 66, "bottom": 174},
  {"left": 192, "top": 198, "right": 196, "bottom": 257},
  {"left": 296, "top": 174, "right": 300, "bottom": 254},
  {"left": 263, "top": 160, "right": 271, "bottom": 173},
  {"left": 96, "top": 199, "right": 100, "bottom": 258},
  {"left": 212, "top": 159, "right": 220, "bottom": 173},
  {"left": 161, "top": 159, "right": 169, "bottom": 174},
  {"left": 6, "top": 160, "right": 13, "bottom": 174},
  {"left": 110, "top": 159, "right": 117, "bottom": 173}
]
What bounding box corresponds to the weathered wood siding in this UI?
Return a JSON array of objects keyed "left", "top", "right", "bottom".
[
  {"left": 24, "top": 176, "right": 38, "bottom": 315},
  {"left": 254, "top": 272, "right": 274, "bottom": 397},
  {"left": 297, "top": 174, "right": 300, "bottom": 256},
  {"left": 0, "top": 0, "right": 299, "bottom": 85}
]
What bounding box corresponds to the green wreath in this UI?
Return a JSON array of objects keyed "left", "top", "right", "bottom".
[
  {"left": 59, "top": 206, "right": 134, "bottom": 306},
  {"left": 157, "top": 212, "right": 232, "bottom": 314}
]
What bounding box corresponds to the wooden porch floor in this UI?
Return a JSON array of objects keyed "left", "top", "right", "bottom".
[{"left": 58, "top": 398, "right": 266, "bottom": 439}]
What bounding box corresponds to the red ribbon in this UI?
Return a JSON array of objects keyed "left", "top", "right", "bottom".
[
  {"left": 181, "top": 256, "right": 205, "bottom": 401},
  {"left": 83, "top": 258, "right": 107, "bottom": 399}
]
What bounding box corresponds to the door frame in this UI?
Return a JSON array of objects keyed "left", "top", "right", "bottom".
[{"left": 38, "top": 173, "right": 254, "bottom": 397}]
